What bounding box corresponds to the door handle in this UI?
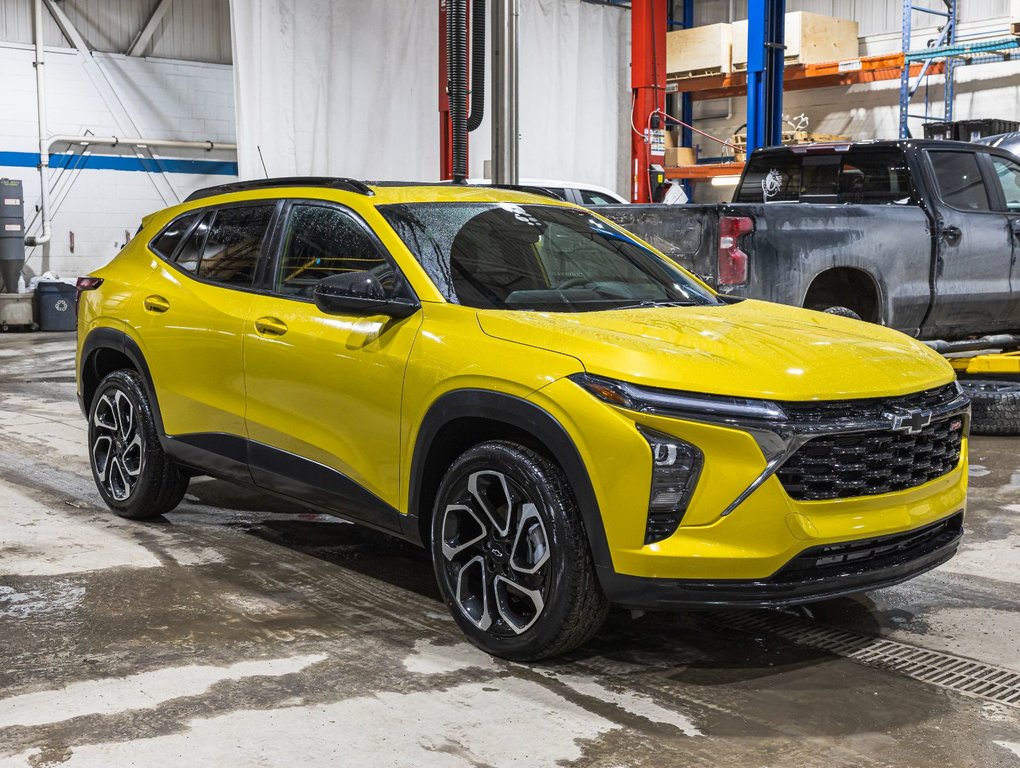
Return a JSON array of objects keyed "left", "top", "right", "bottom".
[
  {"left": 254, "top": 316, "right": 288, "bottom": 336},
  {"left": 1011, "top": 219, "right": 1020, "bottom": 237},
  {"left": 143, "top": 295, "right": 170, "bottom": 313},
  {"left": 940, "top": 225, "right": 962, "bottom": 245}
]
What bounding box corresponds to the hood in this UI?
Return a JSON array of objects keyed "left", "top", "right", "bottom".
[{"left": 477, "top": 299, "right": 954, "bottom": 401}]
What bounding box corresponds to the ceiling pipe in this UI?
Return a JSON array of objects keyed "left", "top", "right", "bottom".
[
  {"left": 26, "top": 0, "right": 51, "bottom": 247},
  {"left": 44, "top": 136, "right": 238, "bottom": 153}
]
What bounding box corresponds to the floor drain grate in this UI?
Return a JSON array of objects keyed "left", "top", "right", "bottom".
[{"left": 719, "top": 611, "right": 1020, "bottom": 707}]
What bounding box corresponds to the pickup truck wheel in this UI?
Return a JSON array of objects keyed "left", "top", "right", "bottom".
[
  {"left": 431, "top": 440, "right": 608, "bottom": 661},
  {"left": 958, "top": 379, "right": 1020, "bottom": 436},
  {"left": 821, "top": 306, "right": 862, "bottom": 320}
]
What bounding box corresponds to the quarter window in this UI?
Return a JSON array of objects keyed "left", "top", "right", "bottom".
[
  {"left": 151, "top": 212, "right": 200, "bottom": 260},
  {"left": 276, "top": 205, "right": 400, "bottom": 299},
  {"left": 929, "top": 151, "right": 991, "bottom": 211},
  {"left": 990, "top": 155, "right": 1020, "bottom": 211}
]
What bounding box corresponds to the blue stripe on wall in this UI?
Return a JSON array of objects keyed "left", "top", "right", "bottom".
[{"left": 0, "top": 151, "right": 238, "bottom": 176}]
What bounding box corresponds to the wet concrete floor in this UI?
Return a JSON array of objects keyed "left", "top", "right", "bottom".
[{"left": 0, "top": 331, "right": 1018, "bottom": 767}]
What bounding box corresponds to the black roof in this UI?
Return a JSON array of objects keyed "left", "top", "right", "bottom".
[
  {"left": 184, "top": 178, "right": 567, "bottom": 203},
  {"left": 184, "top": 177, "right": 375, "bottom": 203},
  {"left": 750, "top": 138, "right": 1015, "bottom": 157}
]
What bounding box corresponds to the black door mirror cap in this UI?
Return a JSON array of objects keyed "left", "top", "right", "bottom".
[{"left": 312, "top": 272, "right": 420, "bottom": 319}]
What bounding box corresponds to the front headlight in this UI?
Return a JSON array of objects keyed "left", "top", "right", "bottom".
[{"left": 569, "top": 373, "right": 787, "bottom": 423}]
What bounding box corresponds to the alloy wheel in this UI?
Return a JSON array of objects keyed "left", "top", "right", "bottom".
[
  {"left": 438, "top": 470, "right": 552, "bottom": 636},
  {"left": 91, "top": 388, "right": 144, "bottom": 501}
]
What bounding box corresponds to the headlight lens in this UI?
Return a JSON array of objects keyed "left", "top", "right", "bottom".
[
  {"left": 638, "top": 427, "right": 703, "bottom": 544},
  {"left": 570, "top": 373, "right": 787, "bottom": 423}
]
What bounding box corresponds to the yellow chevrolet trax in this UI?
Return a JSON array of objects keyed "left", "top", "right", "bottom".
[{"left": 76, "top": 178, "right": 969, "bottom": 660}]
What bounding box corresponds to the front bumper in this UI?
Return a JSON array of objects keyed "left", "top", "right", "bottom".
[{"left": 599, "top": 510, "right": 963, "bottom": 609}]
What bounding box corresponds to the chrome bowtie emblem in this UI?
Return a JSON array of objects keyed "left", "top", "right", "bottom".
[{"left": 884, "top": 407, "right": 932, "bottom": 435}]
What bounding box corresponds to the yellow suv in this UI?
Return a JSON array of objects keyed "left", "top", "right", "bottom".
[{"left": 76, "top": 178, "right": 969, "bottom": 660}]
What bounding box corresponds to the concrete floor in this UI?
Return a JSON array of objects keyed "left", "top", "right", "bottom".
[{"left": 0, "top": 331, "right": 1018, "bottom": 768}]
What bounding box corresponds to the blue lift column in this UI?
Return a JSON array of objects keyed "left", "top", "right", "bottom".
[{"left": 745, "top": 0, "right": 786, "bottom": 154}]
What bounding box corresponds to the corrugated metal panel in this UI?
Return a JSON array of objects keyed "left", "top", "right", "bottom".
[
  {"left": 693, "top": 0, "right": 1012, "bottom": 37},
  {"left": 0, "top": 0, "right": 231, "bottom": 63}
]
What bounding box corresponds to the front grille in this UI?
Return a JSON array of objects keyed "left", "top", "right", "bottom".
[
  {"left": 779, "top": 383, "right": 959, "bottom": 424},
  {"left": 771, "top": 512, "right": 963, "bottom": 583},
  {"left": 778, "top": 416, "right": 965, "bottom": 501}
]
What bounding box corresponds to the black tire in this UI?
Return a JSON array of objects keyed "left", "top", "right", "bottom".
[
  {"left": 820, "top": 306, "right": 862, "bottom": 320},
  {"left": 959, "top": 379, "right": 1020, "bottom": 436},
  {"left": 431, "top": 440, "right": 608, "bottom": 661},
  {"left": 87, "top": 369, "right": 189, "bottom": 519}
]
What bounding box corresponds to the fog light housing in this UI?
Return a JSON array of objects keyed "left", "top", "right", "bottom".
[{"left": 638, "top": 427, "right": 703, "bottom": 544}]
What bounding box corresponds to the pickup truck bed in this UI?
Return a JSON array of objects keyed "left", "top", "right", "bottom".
[{"left": 602, "top": 140, "right": 1020, "bottom": 341}]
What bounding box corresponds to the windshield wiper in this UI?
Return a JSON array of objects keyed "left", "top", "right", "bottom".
[{"left": 610, "top": 300, "right": 698, "bottom": 310}]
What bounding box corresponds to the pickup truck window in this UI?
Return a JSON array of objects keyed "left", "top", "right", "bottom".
[
  {"left": 838, "top": 150, "right": 914, "bottom": 204},
  {"left": 990, "top": 155, "right": 1020, "bottom": 211},
  {"left": 735, "top": 149, "right": 913, "bottom": 205},
  {"left": 928, "top": 151, "right": 991, "bottom": 211}
]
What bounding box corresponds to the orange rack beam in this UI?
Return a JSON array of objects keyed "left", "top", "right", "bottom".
[
  {"left": 664, "top": 163, "right": 745, "bottom": 180},
  {"left": 667, "top": 53, "right": 946, "bottom": 101}
]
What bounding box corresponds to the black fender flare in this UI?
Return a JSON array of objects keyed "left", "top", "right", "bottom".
[
  {"left": 405, "top": 388, "right": 613, "bottom": 571},
  {"left": 79, "top": 327, "right": 165, "bottom": 437}
]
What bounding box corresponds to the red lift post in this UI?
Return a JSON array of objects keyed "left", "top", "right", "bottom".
[
  {"left": 630, "top": 0, "right": 668, "bottom": 203},
  {"left": 439, "top": 0, "right": 454, "bottom": 180}
]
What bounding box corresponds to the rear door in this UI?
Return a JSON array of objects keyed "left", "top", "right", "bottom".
[
  {"left": 923, "top": 148, "right": 1014, "bottom": 336},
  {"left": 985, "top": 152, "right": 1020, "bottom": 329},
  {"left": 140, "top": 202, "right": 276, "bottom": 445}
]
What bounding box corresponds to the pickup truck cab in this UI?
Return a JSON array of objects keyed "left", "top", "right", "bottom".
[{"left": 604, "top": 140, "right": 1020, "bottom": 341}]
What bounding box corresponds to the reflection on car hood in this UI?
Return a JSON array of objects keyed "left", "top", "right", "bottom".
[{"left": 477, "top": 299, "right": 954, "bottom": 401}]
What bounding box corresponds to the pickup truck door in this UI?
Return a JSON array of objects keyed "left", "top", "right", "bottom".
[
  {"left": 985, "top": 153, "right": 1020, "bottom": 329},
  {"left": 924, "top": 149, "right": 1014, "bottom": 337}
]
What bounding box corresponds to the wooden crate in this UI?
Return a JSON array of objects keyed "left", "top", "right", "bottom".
[
  {"left": 732, "top": 12, "right": 859, "bottom": 71},
  {"left": 665, "top": 147, "right": 697, "bottom": 167},
  {"left": 731, "top": 131, "right": 851, "bottom": 153},
  {"left": 667, "top": 23, "right": 732, "bottom": 77}
]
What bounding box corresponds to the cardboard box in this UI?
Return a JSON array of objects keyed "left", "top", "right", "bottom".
[
  {"left": 732, "top": 12, "right": 859, "bottom": 70},
  {"left": 667, "top": 23, "right": 732, "bottom": 76},
  {"left": 665, "top": 147, "right": 697, "bottom": 167}
]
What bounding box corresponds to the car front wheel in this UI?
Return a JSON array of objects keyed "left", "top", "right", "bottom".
[{"left": 431, "top": 440, "right": 608, "bottom": 661}]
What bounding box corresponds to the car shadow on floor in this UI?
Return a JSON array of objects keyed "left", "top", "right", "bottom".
[{"left": 177, "top": 476, "right": 896, "bottom": 683}]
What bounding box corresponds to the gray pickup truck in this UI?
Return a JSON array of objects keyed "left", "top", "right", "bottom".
[{"left": 602, "top": 139, "right": 1020, "bottom": 342}]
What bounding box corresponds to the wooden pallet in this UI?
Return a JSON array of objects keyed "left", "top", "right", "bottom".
[
  {"left": 670, "top": 65, "right": 730, "bottom": 80},
  {"left": 730, "top": 131, "right": 851, "bottom": 150}
]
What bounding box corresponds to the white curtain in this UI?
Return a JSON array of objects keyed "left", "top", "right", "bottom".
[{"left": 229, "top": 0, "right": 629, "bottom": 195}]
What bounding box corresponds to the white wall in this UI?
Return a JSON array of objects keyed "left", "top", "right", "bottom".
[
  {"left": 230, "top": 0, "right": 631, "bottom": 196},
  {"left": 1, "top": 42, "right": 237, "bottom": 278}
]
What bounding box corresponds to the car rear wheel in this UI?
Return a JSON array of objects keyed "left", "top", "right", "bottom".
[
  {"left": 88, "top": 369, "right": 189, "bottom": 519},
  {"left": 431, "top": 440, "right": 608, "bottom": 661}
]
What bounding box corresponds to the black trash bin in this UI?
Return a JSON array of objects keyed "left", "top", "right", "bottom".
[{"left": 35, "top": 281, "right": 77, "bottom": 331}]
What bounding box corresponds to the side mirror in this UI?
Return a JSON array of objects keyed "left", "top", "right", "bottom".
[{"left": 312, "top": 272, "right": 420, "bottom": 319}]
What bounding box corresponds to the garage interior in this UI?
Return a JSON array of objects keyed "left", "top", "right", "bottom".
[{"left": 2, "top": 0, "right": 1020, "bottom": 766}]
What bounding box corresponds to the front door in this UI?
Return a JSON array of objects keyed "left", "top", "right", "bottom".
[
  {"left": 924, "top": 149, "right": 1014, "bottom": 337},
  {"left": 242, "top": 202, "right": 422, "bottom": 530},
  {"left": 986, "top": 152, "right": 1020, "bottom": 330}
]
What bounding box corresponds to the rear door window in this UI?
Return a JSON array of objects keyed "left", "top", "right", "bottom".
[
  {"left": 838, "top": 150, "right": 914, "bottom": 204},
  {"left": 928, "top": 151, "right": 992, "bottom": 211},
  {"left": 195, "top": 205, "right": 275, "bottom": 287},
  {"left": 169, "top": 204, "right": 275, "bottom": 286}
]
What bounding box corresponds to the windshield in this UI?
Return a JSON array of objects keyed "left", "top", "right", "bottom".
[{"left": 379, "top": 203, "right": 718, "bottom": 312}]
